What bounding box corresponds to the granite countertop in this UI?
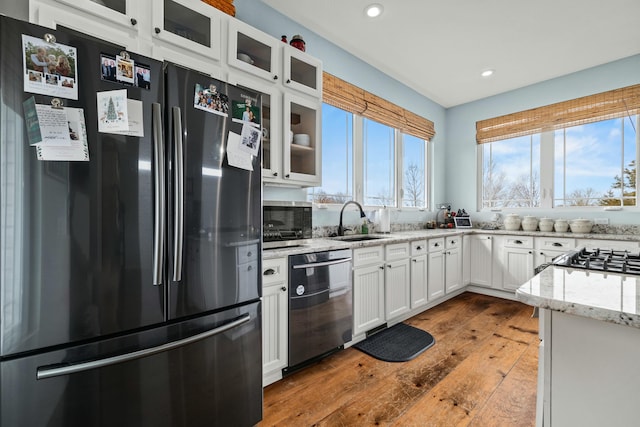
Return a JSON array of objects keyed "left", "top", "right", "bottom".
[
  {"left": 516, "top": 266, "right": 640, "bottom": 328},
  {"left": 263, "top": 228, "right": 640, "bottom": 260}
]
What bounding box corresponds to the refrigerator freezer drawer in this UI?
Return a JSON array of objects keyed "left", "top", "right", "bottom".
[{"left": 0, "top": 301, "right": 262, "bottom": 427}]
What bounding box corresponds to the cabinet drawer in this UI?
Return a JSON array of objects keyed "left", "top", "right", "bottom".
[
  {"left": 535, "top": 237, "right": 575, "bottom": 251},
  {"left": 237, "top": 243, "right": 259, "bottom": 264},
  {"left": 503, "top": 236, "right": 534, "bottom": 249},
  {"left": 385, "top": 242, "right": 410, "bottom": 261},
  {"left": 353, "top": 245, "right": 385, "bottom": 267},
  {"left": 411, "top": 240, "right": 428, "bottom": 256},
  {"left": 445, "top": 235, "right": 461, "bottom": 249},
  {"left": 428, "top": 238, "right": 445, "bottom": 252},
  {"left": 576, "top": 239, "right": 640, "bottom": 252},
  {"left": 262, "top": 257, "right": 287, "bottom": 286}
]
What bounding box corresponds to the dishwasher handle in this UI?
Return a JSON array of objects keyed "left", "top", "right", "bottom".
[{"left": 292, "top": 257, "right": 352, "bottom": 270}]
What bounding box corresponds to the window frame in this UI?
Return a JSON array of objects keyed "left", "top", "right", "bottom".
[{"left": 310, "top": 104, "right": 430, "bottom": 211}]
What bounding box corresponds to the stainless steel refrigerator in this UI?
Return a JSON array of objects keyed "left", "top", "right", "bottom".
[{"left": 0, "top": 16, "right": 263, "bottom": 426}]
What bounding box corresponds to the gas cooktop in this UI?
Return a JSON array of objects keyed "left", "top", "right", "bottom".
[{"left": 552, "top": 247, "right": 640, "bottom": 275}]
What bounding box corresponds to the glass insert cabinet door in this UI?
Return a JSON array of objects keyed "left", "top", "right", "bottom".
[
  {"left": 283, "top": 47, "right": 322, "bottom": 98},
  {"left": 151, "top": 0, "right": 221, "bottom": 60},
  {"left": 283, "top": 93, "right": 321, "bottom": 186},
  {"left": 52, "top": 0, "right": 139, "bottom": 28},
  {"left": 227, "top": 19, "right": 280, "bottom": 83}
]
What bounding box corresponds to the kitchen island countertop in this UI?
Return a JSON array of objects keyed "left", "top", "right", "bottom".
[{"left": 516, "top": 266, "right": 640, "bottom": 329}]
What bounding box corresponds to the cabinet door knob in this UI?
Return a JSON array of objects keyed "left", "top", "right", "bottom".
[
  {"left": 528, "top": 251, "right": 533, "bottom": 254},
  {"left": 286, "top": 79, "right": 291, "bottom": 84},
  {"left": 379, "top": 266, "right": 384, "bottom": 270},
  {"left": 247, "top": 251, "right": 252, "bottom": 257},
  {"left": 247, "top": 265, "right": 252, "bottom": 271},
  {"left": 264, "top": 268, "right": 276, "bottom": 276},
  {"left": 130, "top": 18, "right": 137, "bottom": 26},
  {"left": 285, "top": 174, "right": 290, "bottom": 178},
  {"left": 281, "top": 286, "right": 287, "bottom": 292},
  {"left": 273, "top": 75, "right": 278, "bottom": 80},
  {"left": 413, "top": 259, "right": 417, "bottom": 263},
  {"left": 487, "top": 236, "right": 491, "bottom": 240},
  {"left": 273, "top": 172, "right": 278, "bottom": 177},
  {"left": 155, "top": 27, "right": 161, "bottom": 34},
  {"left": 434, "top": 243, "right": 439, "bottom": 247}
]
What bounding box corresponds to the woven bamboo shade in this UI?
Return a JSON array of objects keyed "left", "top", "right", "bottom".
[
  {"left": 201, "top": 0, "right": 235, "bottom": 16},
  {"left": 476, "top": 84, "right": 640, "bottom": 144},
  {"left": 323, "top": 72, "right": 436, "bottom": 141}
]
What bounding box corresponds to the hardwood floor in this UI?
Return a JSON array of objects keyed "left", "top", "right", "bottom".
[{"left": 259, "top": 292, "right": 539, "bottom": 427}]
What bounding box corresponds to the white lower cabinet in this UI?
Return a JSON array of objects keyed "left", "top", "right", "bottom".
[
  {"left": 410, "top": 240, "right": 428, "bottom": 309},
  {"left": 261, "top": 257, "right": 288, "bottom": 387},
  {"left": 384, "top": 242, "right": 411, "bottom": 321},
  {"left": 444, "top": 236, "right": 462, "bottom": 294},
  {"left": 428, "top": 238, "right": 445, "bottom": 300},
  {"left": 468, "top": 234, "right": 493, "bottom": 287},
  {"left": 352, "top": 246, "right": 386, "bottom": 336},
  {"left": 502, "top": 236, "right": 534, "bottom": 291},
  {"left": 534, "top": 237, "right": 575, "bottom": 270}
]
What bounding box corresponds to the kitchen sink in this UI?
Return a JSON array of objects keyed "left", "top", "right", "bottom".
[{"left": 331, "top": 235, "right": 388, "bottom": 242}]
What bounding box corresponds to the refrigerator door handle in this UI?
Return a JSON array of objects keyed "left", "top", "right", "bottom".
[
  {"left": 36, "top": 314, "right": 252, "bottom": 380},
  {"left": 172, "top": 106, "right": 185, "bottom": 282},
  {"left": 152, "top": 103, "right": 166, "bottom": 286}
]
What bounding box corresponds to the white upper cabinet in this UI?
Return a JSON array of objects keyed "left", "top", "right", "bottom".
[
  {"left": 227, "top": 19, "right": 280, "bottom": 83},
  {"left": 283, "top": 47, "right": 322, "bottom": 98},
  {"left": 282, "top": 93, "right": 321, "bottom": 186},
  {"left": 151, "top": 0, "right": 221, "bottom": 59},
  {"left": 31, "top": 0, "right": 146, "bottom": 52}
]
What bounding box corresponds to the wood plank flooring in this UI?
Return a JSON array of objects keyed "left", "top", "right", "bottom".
[{"left": 259, "top": 292, "right": 539, "bottom": 427}]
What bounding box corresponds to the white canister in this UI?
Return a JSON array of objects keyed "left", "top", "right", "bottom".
[
  {"left": 504, "top": 214, "right": 521, "bottom": 231},
  {"left": 554, "top": 219, "right": 569, "bottom": 233},
  {"left": 521, "top": 216, "right": 538, "bottom": 231},
  {"left": 376, "top": 207, "right": 391, "bottom": 233},
  {"left": 539, "top": 218, "right": 554, "bottom": 232}
]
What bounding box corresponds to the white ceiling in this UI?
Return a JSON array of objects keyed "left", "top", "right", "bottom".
[{"left": 262, "top": 0, "right": 640, "bottom": 108}]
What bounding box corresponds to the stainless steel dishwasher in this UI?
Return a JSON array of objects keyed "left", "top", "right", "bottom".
[{"left": 285, "top": 249, "right": 353, "bottom": 373}]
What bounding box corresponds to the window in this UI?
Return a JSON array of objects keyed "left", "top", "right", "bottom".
[
  {"left": 477, "top": 84, "right": 640, "bottom": 210},
  {"left": 480, "top": 115, "right": 638, "bottom": 209},
  {"left": 308, "top": 104, "right": 429, "bottom": 210},
  {"left": 363, "top": 118, "right": 395, "bottom": 206},
  {"left": 307, "top": 104, "right": 353, "bottom": 203},
  {"left": 554, "top": 117, "right": 638, "bottom": 207},
  {"left": 482, "top": 135, "right": 540, "bottom": 208},
  {"left": 402, "top": 133, "right": 427, "bottom": 208}
]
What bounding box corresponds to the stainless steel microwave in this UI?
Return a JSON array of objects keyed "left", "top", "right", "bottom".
[{"left": 263, "top": 201, "right": 313, "bottom": 249}]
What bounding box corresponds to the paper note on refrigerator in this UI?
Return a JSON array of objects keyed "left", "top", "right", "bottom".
[
  {"left": 107, "top": 99, "right": 144, "bottom": 137},
  {"left": 97, "top": 89, "right": 129, "bottom": 133},
  {"left": 238, "top": 123, "right": 261, "bottom": 157},
  {"left": 226, "top": 131, "right": 253, "bottom": 171},
  {"left": 36, "top": 107, "right": 90, "bottom": 161},
  {"left": 22, "top": 97, "right": 74, "bottom": 147}
]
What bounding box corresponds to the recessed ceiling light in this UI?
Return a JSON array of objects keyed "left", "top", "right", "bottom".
[
  {"left": 481, "top": 69, "right": 494, "bottom": 78},
  {"left": 365, "top": 4, "right": 384, "bottom": 18}
]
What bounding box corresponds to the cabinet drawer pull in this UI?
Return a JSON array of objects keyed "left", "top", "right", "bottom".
[
  {"left": 552, "top": 242, "right": 563, "bottom": 247},
  {"left": 416, "top": 246, "right": 422, "bottom": 250},
  {"left": 514, "top": 240, "right": 523, "bottom": 244},
  {"left": 263, "top": 268, "right": 276, "bottom": 276},
  {"left": 434, "top": 243, "right": 440, "bottom": 247}
]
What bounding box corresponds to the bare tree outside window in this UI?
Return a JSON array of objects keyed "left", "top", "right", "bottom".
[{"left": 404, "top": 162, "right": 424, "bottom": 207}]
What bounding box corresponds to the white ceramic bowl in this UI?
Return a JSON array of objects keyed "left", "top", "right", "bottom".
[
  {"left": 569, "top": 219, "right": 593, "bottom": 233},
  {"left": 237, "top": 53, "right": 254, "bottom": 64},
  {"left": 554, "top": 219, "right": 569, "bottom": 233},
  {"left": 292, "top": 134, "right": 310, "bottom": 146}
]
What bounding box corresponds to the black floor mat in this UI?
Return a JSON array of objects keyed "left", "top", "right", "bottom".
[{"left": 353, "top": 323, "right": 435, "bottom": 362}]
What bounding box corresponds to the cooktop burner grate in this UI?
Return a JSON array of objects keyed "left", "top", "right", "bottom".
[{"left": 552, "top": 248, "right": 640, "bottom": 275}]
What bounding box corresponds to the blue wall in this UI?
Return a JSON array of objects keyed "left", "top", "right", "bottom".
[
  {"left": 234, "top": 0, "right": 447, "bottom": 212},
  {"left": 236, "top": 1, "right": 640, "bottom": 225},
  {"left": 446, "top": 55, "right": 640, "bottom": 224}
]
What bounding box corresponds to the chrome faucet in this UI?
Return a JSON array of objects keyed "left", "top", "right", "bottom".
[{"left": 338, "top": 201, "right": 366, "bottom": 236}]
